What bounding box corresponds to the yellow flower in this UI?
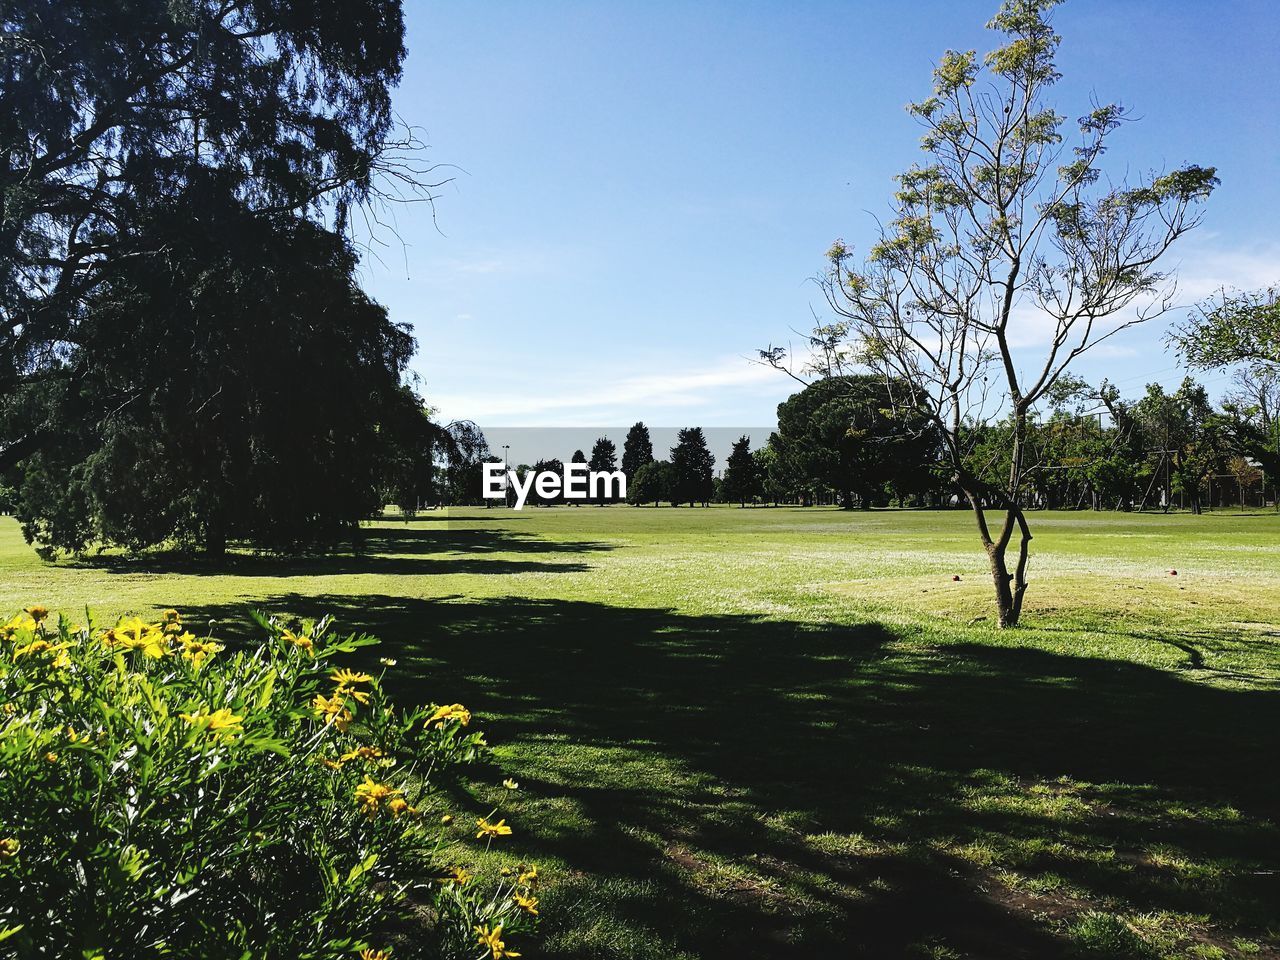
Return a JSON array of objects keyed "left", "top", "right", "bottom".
[
  {"left": 516, "top": 864, "right": 538, "bottom": 886},
  {"left": 0, "top": 838, "right": 18, "bottom": 860},
  {"left": 312, "top": 693, "right": 352, "bottom": 731},
  {"left": 359, "top": 950, "right": 391, "bottom": 960},
  {"left": 14, "top": 637, "right": 74, "bottom": 665},
  {"left": 474, "top": 923, "right": 520, "bottom": 959},
  {"left": 207, "top": 709, "right": 242, "bottom": 732},
  {"left": 332, "top": 668, "right": 373, "bottom": 704},
  {"left": 339, "top": 745, "right": 384, "bottom": 764},
  {"left": 65, "top": 726, "right": 90, "bottom": 744},
  {"left": 475, "top": 817, "right": 512, "bottom": 840},
  {"left": 332, "top": 668, "right": 373, "bottom": 686},
  {"left": 23, "top": 605, "right": 49, "bottom": 622},
  {"left": 179, "top": 634, "right": 223, "bottom": 667},
  {"left": 443, "top": 865, "right": 471, "bottom": 886},
  {"left": 513, "top": 892, "right": 539, "bottom": 916},
  {"left": 180, "top": 707, "right": 244, "bottom": 739},
  {"left": 387, "top": 797, "right": 417, "bottom": 818},
  {"left": 13, "top": 638, "right": 50, "bottom": 658},
  {"left": 379, "top": 657, "right": 397, "bottom": 666},
  {"left": 354, "top": 776, "right": 401, "bottom": 815},
  {"left": 103, "top": 617, "right": 170, "bottom": 658},
  {"left": 503, "top": 778, "right": 519, "bottom": 790},
  {"left": 44, "top": 751, "right": 58, "bottom": 763},
  {"left": 1, "top": 613, "right": 36, "bottom": 640},
  {"left": 280, "top": 627, "right": 314, "bottom": 653},
  {"left": 318, "top": 756, "right": 343, "bottom": 770},
  {"left": 440, "top": 814, "right": 453, "bottom": 825},
  {"left": 426, "top": 703, "right": 471, "bottom": 728}
]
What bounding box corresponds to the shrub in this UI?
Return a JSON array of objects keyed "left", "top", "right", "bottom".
[{"left": 0, "top": 606, "right": 538, "bottom": 959}]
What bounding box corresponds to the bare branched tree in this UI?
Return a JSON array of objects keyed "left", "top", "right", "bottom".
[{"left": 769, "top": 0, "right": 1216, "bottom": 626}]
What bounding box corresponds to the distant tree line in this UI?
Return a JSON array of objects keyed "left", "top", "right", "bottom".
[
  {"left": 410, "top": 356, "right": 1278, "bottom": 516},
  {"left": 749, "top": 368, "right": 1277, "bottom": 513}
]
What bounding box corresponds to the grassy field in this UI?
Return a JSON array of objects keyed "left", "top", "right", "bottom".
[{"left": 4, "top": 506, "right": 1279, "bottom": 959}]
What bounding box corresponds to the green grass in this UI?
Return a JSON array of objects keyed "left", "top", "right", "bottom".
[{"left": 4, "top": 506, "right": 1280, "bottom": 959}]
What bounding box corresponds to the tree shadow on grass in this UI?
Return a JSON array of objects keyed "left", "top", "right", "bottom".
[
  {"left": 188, "top": 595, "right": 1280, "bottom": 959},
  {"left": 58, "top": 526, "right": 613, "bottom": 578}
]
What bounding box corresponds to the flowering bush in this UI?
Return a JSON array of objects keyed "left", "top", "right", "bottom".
[{"left": 0, "top": 607, "right": 537, "bottom": 959}]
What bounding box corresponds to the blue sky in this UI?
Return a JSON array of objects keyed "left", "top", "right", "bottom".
[{"left": 358, "top": 0, "right": 1279, "bottom": 433}]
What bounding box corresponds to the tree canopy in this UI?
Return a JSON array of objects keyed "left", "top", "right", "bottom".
[
  {"left": 8, "top": 183, "right": 420, "bottom": 555},
  {"left": 1172, "top": 287, "right": 1280, "bottom": 372},
  {"left": 1, "top": 0, "right": 423, "bottom": 430},
  {"left": 773, "top": 376, "right": 937, "bottom": 510}
]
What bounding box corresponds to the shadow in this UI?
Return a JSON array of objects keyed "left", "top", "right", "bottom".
[
  {"left": 1030, "top": 619, "right": 1280, "bottom": 687},
  {"left": 183, "top": 595, "right": 1280, "bottom": 959},
  {"left": 58, "top": 526, "right": 613, "bottom": 578}
]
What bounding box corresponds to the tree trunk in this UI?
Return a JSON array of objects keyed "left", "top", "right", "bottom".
[
  {"left": 204, "top": 523, "right": 227, "bottom": 559},
  {"left": 966, "top": 493, "right": 1032, "bottom": 628}
]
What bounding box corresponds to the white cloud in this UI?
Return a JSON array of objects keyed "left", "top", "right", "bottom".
[
  {"left": 1164, "top": 240, "right": 1280, "bottom": 301},
  {"left": 432, "top": 355, "right": 787, "bottom": 425}
]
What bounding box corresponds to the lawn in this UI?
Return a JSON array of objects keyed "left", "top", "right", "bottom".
[{"left": 3, "top": 506, "right": 1279, "bottom": 959}]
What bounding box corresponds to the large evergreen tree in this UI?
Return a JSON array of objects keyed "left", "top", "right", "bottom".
[
  {"left": 1, "top": 0, "right": 422, "bottom": 473},
  {"left": 721, "top": 436, "right": 762, "bottom": 506},
  {"left": 669, "top": 428, "right": 714, "bottom": 507},
  {"left": 621, "top": 422, "right": 654, "bottom": 481},
  {"left": 0, "top": 0, "right": 448, "bottom": 554},
  {"left": 8, "top": 185, "right": 419, "bottom": 555},
  {"left": 569, "top": 449, "right": 588, "bottom": 506},
  {"left": 589, "top": 436, "right": 618, "bottom": 504}
]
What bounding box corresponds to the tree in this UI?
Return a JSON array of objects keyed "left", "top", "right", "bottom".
[
  {"left": 568, "top": 449, "right": 588, "bottom": 506},
  {"left": 529, "top": 458, "right": 564, "bottom": 506},
  {"left": 1227, "top": 455, "right": 1263, "bottom": 510},
  {"left": 1132, "top": 379, "right": 1223, "bottom": 514},
  {"left": 589, "top": 437, "right": 619, "bottom": 504},
  {"left": 721, "top": 436, "right": 762, "bottom": 506},
  {"left": 771, "top": 0, "right": 1216, "bottom": 626},
  {"left": 1171, "top": 287, "right": 1280, "bottom": 372},
  {"left": 1, "top": 0, "right": 432, "bottom": 472},
  {"left": 669, "top": 428, "right": 714, "bottom": 507},
  {"left": 1219, "top": 367, "right": 1280, "bottom": 505},
  {"left": 628, "top": 460, "right": 671, "bottom": 507},
  {"left": 773, "top": 376, "right": 936, "bottom": 509},
  {"left": 621, "top": 422, "right": 654, "bottom": 482},
  {"left": 7, "top": 187, "right": 420, "bottom": 555},
  {"left": 1171, "top": 289, "right": 1280, "bottom": 506},
  {"left": 444, "top": 422, "right": 492, "bottom": 507},
  {"left": 382, "top": 394, "right": 448, "bottom": 517}
]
